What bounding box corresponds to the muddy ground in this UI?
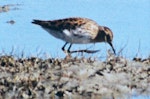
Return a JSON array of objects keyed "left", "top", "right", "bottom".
[{"left": 0, "top": 54, "right": 149, "bottom": 99}]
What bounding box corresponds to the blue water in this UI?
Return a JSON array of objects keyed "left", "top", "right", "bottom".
[
  {"left": 133, "top": 95, "right": 150, "bottom": 99},
  {"left": 0, "top": 0, "right": 150, "bottom": 98},
  {"left": 1, "top": 0, "right": 150, "bottom": 58}
]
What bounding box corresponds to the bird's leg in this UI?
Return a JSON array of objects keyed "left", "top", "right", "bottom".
[
  {"left": 62, "top": 42, "right": 68, "bottom": 51},
  {"left": 67, "top": 44, "right": 72, "bottom": 53}
]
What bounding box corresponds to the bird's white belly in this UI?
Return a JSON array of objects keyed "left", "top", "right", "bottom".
[
  {"left": 44, "top": 28, "right": 65, "bottom": 40},
  {"left": 44, "top": 28, "right": 92, "bottom": 44},
  {"left": 64, "top": 35, "right": 92, "bottom": 44}
]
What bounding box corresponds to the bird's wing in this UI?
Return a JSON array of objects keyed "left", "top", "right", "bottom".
[
  {"left": 70, "top": 19, "right": 99, "bottom": 39},
  {"left": 32, "top": 17, "right": 99, "bottom": 39}
]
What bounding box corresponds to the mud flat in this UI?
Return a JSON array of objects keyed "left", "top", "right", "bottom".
[{"left": 0, "top": 54, "right": 149, "bottom": 99}]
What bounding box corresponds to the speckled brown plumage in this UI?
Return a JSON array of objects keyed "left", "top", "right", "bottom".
[{"left": 32, "top": 17, "right": 116, "bottom": 54}]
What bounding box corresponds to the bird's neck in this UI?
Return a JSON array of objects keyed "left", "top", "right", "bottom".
[{"left": 93, "top": 30, "right": 105, "bottom": 42}]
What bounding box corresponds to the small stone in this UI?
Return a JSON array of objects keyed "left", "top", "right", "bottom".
[{"left": 6, "top": 20, "right": 15, "bottom": 24}]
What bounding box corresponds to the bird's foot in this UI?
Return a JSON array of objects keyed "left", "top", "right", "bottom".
[
  {"left": 70, "top": 49, "right": 100, "bottom": 54},
  {"left": 63, "top": 50, "right": 72, "bottom": 57},
  {"left": 63, "top": 49, "right": 100, "bottom": 57}
]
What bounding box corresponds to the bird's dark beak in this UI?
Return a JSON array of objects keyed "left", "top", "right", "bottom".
[{"left": 108, "top": 42, "right": 116, "bottom": 55}]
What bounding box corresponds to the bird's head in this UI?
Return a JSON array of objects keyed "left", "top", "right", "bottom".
[
  {"left": 103, "top": 26, "right": 113, "bottom": 42},
  {"left": 96, "top": 26, "right": 116, "bottom": 54}
]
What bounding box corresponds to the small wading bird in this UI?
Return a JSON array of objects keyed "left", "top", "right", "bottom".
[{"left": 32, "top": 17, "right": 116, "bottom": 54}]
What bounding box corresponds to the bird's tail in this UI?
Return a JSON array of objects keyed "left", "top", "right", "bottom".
[{"left": 32, "top": 19, "right": 44, "bottom": 25}]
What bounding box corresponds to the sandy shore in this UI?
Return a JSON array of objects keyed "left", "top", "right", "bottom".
[{"left": 0, "top": 54, "right": 149, "bottom": 99}]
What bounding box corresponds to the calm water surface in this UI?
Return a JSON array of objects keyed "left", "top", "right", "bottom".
[{"left": 0, "top": 0, "right": 150, "bottom": 59}]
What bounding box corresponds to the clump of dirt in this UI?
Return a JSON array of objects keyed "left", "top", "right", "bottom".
[
  {"left": 0, "top": 5, "right": 9, "bottom": 12},
  {"left": 0, "top": 55, "right": 149, "bottom": 99},
  {"left": 0, "top": 4, "right": 20, "bottom": 13},
  {"left": 6, "top": 20, "right": 15, "bottom": 25}
]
